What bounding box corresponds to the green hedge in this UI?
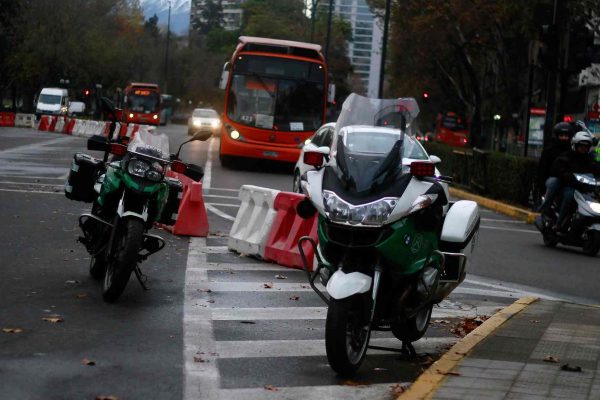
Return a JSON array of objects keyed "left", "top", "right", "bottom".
[{"left": 423, "top": 142, "right": 537, "bottom": 208}]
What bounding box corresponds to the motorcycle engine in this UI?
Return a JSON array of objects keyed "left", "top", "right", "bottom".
[{"left": 415, "top": 265, "right": 439, "bottom": 303}]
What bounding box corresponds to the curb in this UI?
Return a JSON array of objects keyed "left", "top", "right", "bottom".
[
  {"left": 397, "top": 296, "right": 539, "bottom": 400},
  {"left": 449, "top": 187, "right": 539, "bottom": 224}
]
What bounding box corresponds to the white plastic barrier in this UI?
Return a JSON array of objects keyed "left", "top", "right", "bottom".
[
  {"left": 15, "top": 113, "right": 35, "bottom": 128},
  {"left": 54, "top": 117, "right": 65, "bottom": 133},
  {"left": 228, "top": 185, "right": 281, "bottom": 258}
]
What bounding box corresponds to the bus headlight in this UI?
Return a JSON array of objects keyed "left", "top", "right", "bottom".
[
  {"left": 230, "top": 130, "right": 240, "bottom": 140},
  {"left": 129, "top": 113, "right": 134, "bottom": 119},
  {"left": 152, "top": 114, "right": 158, "bottom": 120}
]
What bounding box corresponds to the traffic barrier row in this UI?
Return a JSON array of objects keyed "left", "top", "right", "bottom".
[
  {"left": 33, "top": 115, "right": 146, "bottom": 140},
  {"left": 155, "top": 170, "right": 209, "bottom": 237},
  {"left": 15, "top": 113, "right": 35, "bottom": 128},
  {"left": 228, "top": 188, "right": 319, "bottom": 271}
]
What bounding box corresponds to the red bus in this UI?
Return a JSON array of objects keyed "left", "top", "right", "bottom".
[
  {"left": 435, "top": 112, "right": 469, "bottom": 147},
  {"left": 122, "top": 82, "right": 161, "bottom": 126},
  {"left": 218, "top": 36, "right": 331, "bottom": 166}
]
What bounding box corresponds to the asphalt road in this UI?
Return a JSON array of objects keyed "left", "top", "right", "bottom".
[{"left": 0, "top": 124, "right": 598, "bottom": 399}]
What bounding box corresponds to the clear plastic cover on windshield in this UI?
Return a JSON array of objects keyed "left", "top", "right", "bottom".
[
  {"left": 127, "top": 126, "right": 170, "bottom": 160},
  {"left": 330, "top": 94, "right": 420, "bottom": 193}
]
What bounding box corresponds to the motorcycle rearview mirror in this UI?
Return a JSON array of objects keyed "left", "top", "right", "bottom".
[
  {"left": 304, "top": 147, "right": 329, "bottom": 168},
  {"left": 171, "top": 160, "right": 187, "bottom": 174},
  {"left": 429, "top": 155, "right": 442, "bottom": 164},
  {"left": 87, "top": 135, "right": 110, "bottom": 152},
  {"left": 174, "top": 130, "right": 213, "bottom": 159}
]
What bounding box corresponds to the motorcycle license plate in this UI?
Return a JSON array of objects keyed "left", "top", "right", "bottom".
[{"left": 263, "top": 151, "right": 279, "bottom": 158}]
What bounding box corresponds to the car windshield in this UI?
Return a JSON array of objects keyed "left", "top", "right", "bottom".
[
  {"left": 39, "top": 94, "right": 61, "bottom": 104},
  {"left": 193, "top": 109, "right": 218, "bottom": 118},
  {"left": 226, "top": 55, "right": 325, "bottom": 131},
  {"left": 329, "top": 94, "right": 420, "bottom": 194},
  {"left": 127, "top": 127, "right": 170, "bottom": 160},
  {"left": 127, "top": 91, "right": 160, "bottom": 113}
]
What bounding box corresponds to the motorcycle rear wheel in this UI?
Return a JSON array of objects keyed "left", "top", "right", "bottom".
[
  {"left": 102, "top": 218, "right": 144, "bottom": 303},
  {"left": 582, "top": 231, "right": 600, "bottom": 256},
  {"left": 391, "top": 305, "right": 433, "bottom": 343},
  {"left": 325, "top": 296, "right": 371, "bottom": 377}
]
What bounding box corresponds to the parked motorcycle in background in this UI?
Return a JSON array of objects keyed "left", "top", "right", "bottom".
[
  {"left": 535, "top": 172, "right": 600, "bottom": 256},
  {"left": 297, "top": 94, "right": 480, "bottom": 376},
  {"left": 65, "top": 98, "right": 211, "bottom": 302}
]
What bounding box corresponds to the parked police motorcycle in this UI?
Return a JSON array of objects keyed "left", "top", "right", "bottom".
[
  {"left": 535, "top": 172, "right": 600, "bottom": 256},
  {"left": 296, "top": 94, "right": 480, "bottom": 376},
  {"left": 65, "top": 98, "right": 210, "bottom": 302}
]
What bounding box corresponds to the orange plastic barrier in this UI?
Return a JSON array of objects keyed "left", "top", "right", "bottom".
[
  {"left": 0, "top": 112, "right": 16, "bottom": 127},
  {"left": 64, "top": 118, "right": 76, "bottom": 134},
  {"left": 263, "top": 192, "right": 318, "bottom": 271},
  {"left": 48, "top": 116, "right": 58, "bottom": 132}
]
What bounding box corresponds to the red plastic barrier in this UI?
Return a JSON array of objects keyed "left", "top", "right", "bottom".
[
  {"left": 63, "top": 118, "right": 75, "bottom": 134},
  {"left": 48, "top": 116, "right": 57, "bottom": 132},
  {"left": 0, "top": 112, "right": 16, "bottom": 127},
  {"left": 263, "top": 192, "right": 318, "bottom": 271},
  {"left": 38, "top": 116, "right": 49, "bottom": 131}
]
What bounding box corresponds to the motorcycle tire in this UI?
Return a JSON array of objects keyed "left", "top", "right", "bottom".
[
  {"left": 391, "top": 305, "right": 433, "bottom": 343},
  {"left": 582, "top": 231, "right": 600, "bottom": 257},
  {"left": 325, "top": 296, "right": 371, "bottom": 377},
  {"left": 542, "top": 234, "right": 558, "bottom": 248},
  {"left": 89, "top": 254, "right": 106, "bottom": 280},
  {"left": 102, "top": 217, "right": 144, "bottom": 303}
]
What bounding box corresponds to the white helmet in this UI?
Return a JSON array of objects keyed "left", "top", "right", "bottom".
[{"left": 571, "top": 130, "right": 593, "bottom": 151}]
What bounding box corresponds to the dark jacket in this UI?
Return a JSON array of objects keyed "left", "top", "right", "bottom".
[
  {"left": 550, "top": 150, "right": 600, "bottom": 189},
  {"left": 536, "top": 140, "right": 571, "bottom": 190}
]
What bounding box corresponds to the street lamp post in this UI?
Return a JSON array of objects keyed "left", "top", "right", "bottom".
[
  {"left": 324, "top": 0, "right": 334, "bottom": 63},
  {"left": 164, "top": 1, "right": 171, "bottom": 93},
  {"left": 378, "top": 0, "right": 391, "bottom": 98}
]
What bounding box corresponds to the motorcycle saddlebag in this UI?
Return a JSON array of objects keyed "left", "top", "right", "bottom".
[
  {"left": 158, "top": 177, "right": 183, "bottom": 226},
  {"left": 439, "top": 200, "right": 480, "bottom": 282},
  {"left": 64, "top": 153, "right": 105, "bottom": 202}
]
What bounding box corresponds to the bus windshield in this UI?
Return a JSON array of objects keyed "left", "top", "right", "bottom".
[
  {"left": 226, "top": 55, "right": 325, "bottom": 131},
  {"left": 127, "top": 90, "right": 160, "bottom": 114},
  {"left": 441, "top": 114, "right": 467, "bottom": 131}
]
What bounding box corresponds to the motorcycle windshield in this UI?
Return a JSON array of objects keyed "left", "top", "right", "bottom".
[
  {"left": 330, "top": 94, "right": 420, "bottom": 195},
  {"left": 127, "top": 126, "right": 170, "bottom": 160}
]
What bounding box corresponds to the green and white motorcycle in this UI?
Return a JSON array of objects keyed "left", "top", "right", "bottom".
[{"left": 297, "top": 94, "right": 480, "bottom": 376}]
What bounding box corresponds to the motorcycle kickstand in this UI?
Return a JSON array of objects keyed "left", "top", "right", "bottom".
[{"left": 134, "top": 265, "right": 149, "bottom": 291}]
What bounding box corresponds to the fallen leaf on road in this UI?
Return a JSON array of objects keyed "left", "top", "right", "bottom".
[
  {"left": 342, "top": 380, "right": 367, "bottom": 387},
  {"left": 199, "top": 289, "right": 212, "bottom": 293},
  {"left": 82, "top": 358, "right": 96, "bottom": 366},
  {"left": 438, "top": 370, "right": 461, "bottom": 376},
  {"left": 289, "top": 295, "right": 300, "bottom": 301},
  {"left": 301, "top": 284, "right": 310, "bottom": 289},
  {"left": 65, "top": 280, "right": 80, "bottom": 284},
  {"left": 264, "top": 384, "right": 279, "bottom": 391},
  {"left": 193, "top": 356, "right": 206, "bottom": 363},
  {"left": 561, "top": 364, "right": 582, "bottom": 372},
  {"left": 390, "top": 383, "right": 408, "bottom": 396},
  {"left": 207, "top": 300, "right": 215, "bottom": 303},
  {"left": 432, "top": 319, "right": 451, "bottom": 324},
  {"left": 263, "top": 282, "right": 273, "bottom": 289},
  {"left": 450, "top": 316, "right": 488, "bottom": 337},
  {"left": 275, "top": 275, "right": 287, "bottom": 280},
  {"left": 530, "top": 320, "right": 541, "bottom": 323},
  {"left": 75, "top": 293, "right": 88, "bottom": 299},
  {"left": 543, "top": 355, "right": 560, "bottom": 363},
  {"left": 240, "top": 321, "right": 256, "bottom": 324},
  {"left": 42, "top": 316, "right": 63, "bottom": 323},
  {"left": 95, "top": 396, "right": 118, "bottom": 400},
  {"left": 2, "top": 328, "right": 23, "bottom": 334}
]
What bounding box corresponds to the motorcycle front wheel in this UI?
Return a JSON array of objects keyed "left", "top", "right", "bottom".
[
  {"left": 391, "top": 305, "right": 433, "bottom": 343},
  {"left": 325, "top": 296, "right": 371, "bottom": 377},
  {"left": 102, "top": 217, "right": 144, "bottom": 302}
]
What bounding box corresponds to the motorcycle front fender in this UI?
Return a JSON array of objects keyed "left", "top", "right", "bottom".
[{"left": 326, "top": 269, "right": 372, "bottom": 300}]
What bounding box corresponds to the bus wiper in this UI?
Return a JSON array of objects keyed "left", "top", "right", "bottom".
[{"left": 250, "top": 73, "right": 275, "bottom": 99}]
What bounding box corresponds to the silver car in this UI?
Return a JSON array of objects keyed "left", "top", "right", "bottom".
[{"left": 187, "top": 108, "right": 221, "bottom": 136}]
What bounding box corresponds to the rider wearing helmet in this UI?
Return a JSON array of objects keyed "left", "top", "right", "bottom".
[
  {"left": 549, "top": 130, "right": 599, "bottom": 230},
  {"left": 536, "top": 121, "right": 575, "bottom": 214}
]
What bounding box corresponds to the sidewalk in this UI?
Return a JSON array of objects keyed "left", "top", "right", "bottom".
[{"left": 400, "top": 297, "right": 600, "bottom": 400}]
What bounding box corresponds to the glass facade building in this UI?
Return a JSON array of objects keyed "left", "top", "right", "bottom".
[{"left": 190, "top": 0, "right": 244, "bottom": 33}]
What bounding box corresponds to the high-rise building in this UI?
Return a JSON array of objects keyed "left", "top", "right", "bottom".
[
  {"left": 190, "top": 0, "right": 244, "bottom": 33},
  {"left": 320, "top": 0, "right": 383, "bottom": 97}
]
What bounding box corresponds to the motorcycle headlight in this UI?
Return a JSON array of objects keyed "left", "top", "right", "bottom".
[
  {"left": 127, "top": 159, "right": 150, "bottom": 178},
  {"left": 589, "top": 201, "right": 600, "bottom": 214},
  {"left": 323, "top": 190, "right": 398, "bottom": 226}
]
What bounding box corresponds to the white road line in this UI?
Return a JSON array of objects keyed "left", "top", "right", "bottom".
[
  {"left": 0, "top": 181, "right": 63, "bottom": 187},
  {"left": 480, "top": 225, "right": 538, "bottom": 234},
  {"left": 183, "top": 238, "right": 220, "bottom": 400},
  {"left": 201, "top": 263, "right": 289, "bottom": 271},
  {"left": 0, "top": 188, "right": 61, "bottom": 195},
  {"left": 465, "top": 275, "right": 563, "bottom": 301},
  {"left": 205, "top": 202, "right": 239, "bottom": 208},
  {"left": 0, "top": 174, "right": 65, "bottom": 180},
  {"left": 215, "top": 337, "right": 457, "bottom": 359},
  {"left": 217, "top": 383, "right": 404, "bottom": 400},
  {"left": 209, "top": 305, "right": 502, "bottom": 321},
  {"left": 203, "top": 137, "right": 215, "bottom": 190},
  {"left": 205, "top": 187, "right": 240, "bottom": 193},
  {"left": 481, "top": 218, "right": 526, "bottom": 224},
  {"left": 206, "top": 204, "right": 236, "bottom": 221}
]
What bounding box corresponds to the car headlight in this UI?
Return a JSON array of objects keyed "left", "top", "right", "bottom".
[
  {"left": 193, "top": 118, "right": 202, "bottom": 127},
  {"left": 128, "top": 159, "right": 150, "bottom": 178},
  {"left": 323, "top": 190, "right": 398, "bottom": 226},
  {"left": 211, "top": 119, "right": 220, "bottom": 128}
]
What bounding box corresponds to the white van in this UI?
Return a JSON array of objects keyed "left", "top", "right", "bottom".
[{"left": 35, "top": 88, "right": 69, "bottom": 118}]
